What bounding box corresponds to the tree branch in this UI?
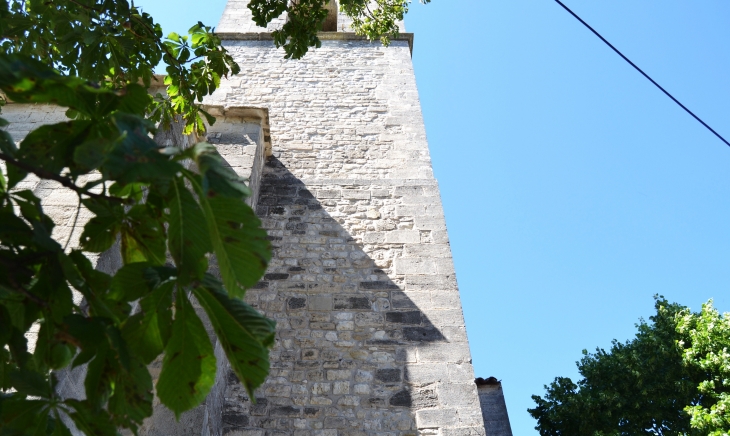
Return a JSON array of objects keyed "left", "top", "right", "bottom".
[
  {"left": 65, "top": 0, "right": 103, "bottom": 14},
  {"left": 0, "top": 256, "right": 49, "bottom": 307},
  {"left": 64, "top": 193, "right": 83, "bottom": 251},
  {"left": 0, "top": 152, "right": 125, "bottom": 203},
  {"left": 55, "top": 330, "right": 82, "bottom": 348}
]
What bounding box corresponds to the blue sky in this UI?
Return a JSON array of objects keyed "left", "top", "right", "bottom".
[{"left": 140, "top": 1, "right": 730, "bottom": 434}]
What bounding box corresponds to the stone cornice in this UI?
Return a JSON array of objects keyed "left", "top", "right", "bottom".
[{"left": 215, "top": 32, "right": 415, "bottom": 55}]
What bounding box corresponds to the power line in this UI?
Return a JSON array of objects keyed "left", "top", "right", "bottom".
[{"left": 554, "top": 0, "right": 730, "bottom": 149}]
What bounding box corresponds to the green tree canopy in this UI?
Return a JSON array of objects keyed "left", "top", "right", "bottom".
[
  {"left": 249, "top": 0, "right": 430, "bottom": 58},
  {"left": 529, "top": 297, "right": 730, "bottom": 436},
  {"left": 676, "top": 301, "right": 730, "bottom": 435},
  {"left": 0, "top": 0, "right": 426, "bottom": 434}
]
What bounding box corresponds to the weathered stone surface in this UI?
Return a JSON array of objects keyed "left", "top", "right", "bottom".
[
  {"left": 476, "top": 381, "right": 514, "bottom": 436},
  {"left": 198, "top": 23, "right": 485, "bottom": 427}
]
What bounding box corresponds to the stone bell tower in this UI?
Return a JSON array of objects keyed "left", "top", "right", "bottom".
[{"left": 191, "top": 1, "right": 489, "bottom": 435}]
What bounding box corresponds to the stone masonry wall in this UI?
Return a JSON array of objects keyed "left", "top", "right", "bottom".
[{"left": 198, "top": 23, "right": 486, "bottom": 435}]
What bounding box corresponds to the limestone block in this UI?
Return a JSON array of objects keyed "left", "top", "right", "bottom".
[
  {"left": 384, "top": 231, "right": 420, "bottom": 244},
  {"left": 441, "top": 427, "right": 487, "bottom": 436},
  {"left": 404, "top": 363, "right": 448, "bottom": 384},
  {"left": 403, "top": 244, "right": 451, "bottom": 258},
  {"left": 447, "top": 363, "right": 477, "bottom": 384},
  {"left": 415, "top": 409, "right": 460, "bottom": 429},
  {"left": 394, "top": 258, "right": 437, "bottom": 275},
  {"left": 417, "top": 344, "right": 472, "bottom": 364}
]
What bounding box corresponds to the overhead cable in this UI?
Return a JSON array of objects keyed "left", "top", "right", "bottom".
[{"left": 554, "top": 0, "right": 730, "bottom": 149}]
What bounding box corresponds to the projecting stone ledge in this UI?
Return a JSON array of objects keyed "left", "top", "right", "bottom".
[
  {"left": 215, "top": 32, "right": 415, "bottom": 55},
  {"left": 475, "top": 377, "right": 514, "bottom": 436}
]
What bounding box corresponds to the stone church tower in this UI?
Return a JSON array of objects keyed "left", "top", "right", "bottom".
[
  {"left": 192, "top": 2, "right": 488, "bottom": 435},
  {"left": 2, "top": 1, "right": 500, "bottom": 435}
]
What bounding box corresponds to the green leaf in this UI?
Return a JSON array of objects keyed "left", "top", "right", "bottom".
[
  {"left": 28, "top": 261, "right": 73, "bottom": 324},
  {"left": 49, "top": 343, "right": 73, "bottom": 370},
  {"left": 190, "top": 142, "right": 251, "bottom": 199},
  {"left": 30, "top": 406, "right": 51, "bottom": 436},
  {"left": 61, "top": 251, "right": 123, "bottom": 320},
  {"left": 121, "top": 205, "right": 166, "bottom": 265},
  {"left": 0, "top": 208, "right": 34, "bottom": 247},
  {"left": 184, "top": 168, "right": 269, "bottom": 297},
  {"left": 108, "top": 182, "right": 145, "bottom": 201},
  {"left": 3, "top": 287, "right": 37, "bottom": 333},
  {"left": 0, "top": 397, "right": 49, "bottom": 433},
  {"left": 73, "top": 137, "right": 115, "bottom": 171},
  {"left": 64, "top": 250, "right": 112, "bottom": 295},
  {"left": 79, "top": 213, "right": 122, "bottom": 254},
  {"left": 0, "top": 161, "right": 6, "bottom": 193},
  {"left": 0, "top": 126, "right": 16, "bottom": 157},
  {"left": 6, "top": 322, "right": 31, "bottom": 370},
  {"left": 81, "top": 197, "right": 124, "bottom": 219},
  {"left": 188, "top": 142, "right": 271, "bottom": 296},
  {"left": 107, "top": 355, "right": 153, "bottom": 430},
  {"left": 65, "top": 400, "right": 117, "bottom": 436},
  {"left": 83, "top": 347, "right": 110, "bottom": 407},
  {"left": 50, "top": 413, "right": 74, "bottom": 436},
  {"left": 0, "top": 348, "right": 9, "bottom": 391},
  {"left": 9, "top": 369, "right": 52, "bottom": 398},
  {"left": 97, "top": 260, "right": 172, "bottom": 326},
  {"left": 198, "top": 108, "right": 216, "bottom": 126},
  {"left": 65, "top": 315, "right": 107, "bottom": 368},
  {"left": 0, "top": 55, "right": 111, "bottom": 115},
  {"left": 17, "top": 121, "right": 92, "bottom": 176},
  {"left": 6, "top": 162, "right": 28, "bottom": 190},
  {"left": 103, "top": 322, "right": 153, "bottom": 429},
  {"left": 156, "top": 291, "right": 216, "bottom": 418},
  {"left": 101, "top": 113, "right": 180, "bottom": 186},
  {"left": 168, "top": 179, "right": 211, "bottom": 282},
  {"left": 193, "top": 275, "right": 275, "bottom": 397},
  {"left": 205, "top": 194, "right": 270, "bottom": 297},
  {"left": 121, "top": 281, "right": 174, "bottom": 364},
  {"left": 116, "top": 83, "right": 151, "bottom": 115},
  {"left": 191, "top": 32, "right": 206, "bottom": 47},
  {"left": 0, "top": 305, "right": 12, "bottom": 346},
  {"left": 12, "top": 190, "right": 59, "bottom": 251},
  {"left": 108, "top": 262, "right": 154, "bottom": 302}
]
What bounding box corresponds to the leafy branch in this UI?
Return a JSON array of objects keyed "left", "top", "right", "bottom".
[
  {"left": 248, "top": 0, "right": 431, "bottom": 58},
  {"left": 0, "top": 151, "right": 123, "bottom": 202},
  {"left": 0, "top": 1, "right": 271, "bottom": 433},
  {"left": 0, "top": 55, "right": 274, "bottom": 433}
]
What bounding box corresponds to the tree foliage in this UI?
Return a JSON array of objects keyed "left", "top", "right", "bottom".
[
  {"left": 529, "top": 297, "right": 730, "bottom": 436},
  {"left": 249, "top": 0, "right": 431, "bottom": 59},
  {"left": 677, "top": 301, "right": 730, "bottom": 435},
  {"left": 0, "top": 53, "right": 275, "bottom": 434},
  {"left": 0, "top": 0, "right": 425, "bottom": 434}
]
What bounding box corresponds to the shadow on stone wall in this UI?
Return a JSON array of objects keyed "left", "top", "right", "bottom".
[{"left": 220, "top": 157, "right": 447, "bottom": 435}]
